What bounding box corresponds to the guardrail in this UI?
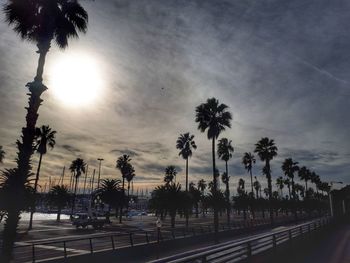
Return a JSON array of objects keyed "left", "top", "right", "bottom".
[
  {"left": 150, "top": 217, "right": 332, "bottom": 263},
  {"left": 11, "top": 214, "right": 326, "bottom": 263}
]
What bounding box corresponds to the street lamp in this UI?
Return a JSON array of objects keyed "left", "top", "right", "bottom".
[
  {"left": 97, "top": 158, "right": 104, "bottom": 190},
  {"left": 329, "top": 181, "right": 343, "bottom": 217}
]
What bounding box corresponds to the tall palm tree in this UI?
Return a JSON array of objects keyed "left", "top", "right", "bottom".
[
  {"left": 47, "top": 185, "right": 71, "bottom": 222},
  {"left": 2, "top": 1, "right": 88, "bottom": 259},
  {"left": 29, "top": 125, "right": 56, "bottom": 230},
  {"left": 282, "top": 158, "right": 299, "bottom": 220},
  {"left": 284, "top": 178, "right": 291, "bottom": 198},
  {"left": 125, "top": 165, "right": 135, "bottom": 197},
  {"left": 197, "top": 179, "right": 207, "bottom": 193},
  {"left": 164, "top": 165, "right": 177, "bottom": 185},
  {"left": 195, "top": 97, "right": 232, "bottom": 234},
  {"left": 0, "top": 146, "right": 5, "bottom": 163},
  {"left": 298, "top": 166, "right": 310, "bottom": 194},
  {"left": 69, "top": 158, "right": 86, "bottom": 216},
  {"left": 242, "top": 152, "right": 256, "bottom": 195},
  {"left": 116, "top": 154, "right": 132, "bottom": 223},
  {"left": 254, "top": 137, "right": 278, "bottom": 225},
  {"left": 253, "top": 177, "right": 261, "bottom": 198},
  {"left": 176, "top": 132, "right": 197, "bottom": 192},
  {"left": 276, "top": 176, "right": 284, "bottom": 197},
  {"left": 217, "top": 138, "right": 234, "bottom": 225},
  {"left": 95, "top": 179, "right": 122, "bottom": 220},
  {"left": 310, "top": 171, "right": 321, "bottom": 194}
]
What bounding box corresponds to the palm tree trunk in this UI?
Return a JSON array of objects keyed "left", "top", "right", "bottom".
[
  {"left": 291, "top": 178, "right": 297, "bottom": 221},
  {"left": 28, "top": 153, "right": 44, "bottom": 230},
  {"left": 57, "top": 207, "right": 61, "bottom": 222},
  {"left": 71, "top": 176, "right": 78, "bottom": 216},
  {"left": 250, "top": 170, "right": 253, "bottom": 195},
  {"left": 119, "top": 177, "right": 125, "bottom": 223},
  {"left": 225, "top": 161, "right": 230, "bottom": 226},
  {"left": 212, "top": 137, "right": 219, "bottom": 235},
  {"left": 1, "top": 41, "right": 50, "bottom": 260},
  {"left": 265, "top": 161, "right": 274, "bottom": 225},
  {"left": 185, "top": 158, "right": 189, "bottom": 228}
]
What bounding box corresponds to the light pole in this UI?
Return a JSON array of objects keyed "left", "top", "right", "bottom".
[
  {"left": 97, "top": 158, "right": 104, "bottom": 190},
  {"left": 329, "top": 181, "right": 343, "bottom": 217}
]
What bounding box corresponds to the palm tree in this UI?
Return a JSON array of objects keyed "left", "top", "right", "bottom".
[
  {"left": 281, "top": 158, "right": 299, "bottom": 200},
  {"left": 0, "top": 146, "right": 5, "bottom": 163},
  {"left": 198, "top": 179, "right": 207, "bottom": 193},
  {"left": 294, "top": 183, "right": 305, "bottom": 200},
  {"left": 69, "top": 158, "right": 86, "bottom": 216},
  {"left": 125, "top": 165, "right": 135, "bottom": 197},
  {"left": 310, "top": 171, "right": 321, "bottom": 194},
  {"left": 29, "top": 125, "right": 56, "bottom": 230},
  {"left": 284, "top": 178, "right": 291, "bottom": 198},
  {"left": 237, "top": 178, "right": 246, "bottom": 195},
  {"left": 242, "top": 152, "right": 256, "bottom": 195},
  {"left": 298, "top": 166, "right": 310, "bottom": 193},
  {"left": 47, "top": 185, "right": 71, "bottom": 222},
  {"left": 253, "top": 177, "right": 261, "bottom": 198},
  {"left": 2, "top": 1, "right": 88, "bottom": 259},
  {"left": 116, "top": 154, "right": 132, "bottom": 223},
  {"left": 195, "top": 97, "right": 232, "bottom": 234},
  {"left": 164, "top": 165, "right": 177, "bottom": 185},
  {"left": 95, "top": 179, "right": 122, "bottom": 220},
  {"left": 276, "top": 176, "right": 284, "bottom": 197},
  {"left": 254, "top": 137, "right": 278, "bottom": 225},
  {"left": 176, "top": 133, "right": 197, "bottom": 191},
  {"left": 217, "top": 138, "right": 234, "bottom": 225}
]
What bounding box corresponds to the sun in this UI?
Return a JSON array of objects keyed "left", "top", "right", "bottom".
[{"left": 48, "top": 53, "right": 103, "bottom": 107}]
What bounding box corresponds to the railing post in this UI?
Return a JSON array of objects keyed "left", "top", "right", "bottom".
[
  {"left": 201, "top": 255, "right": 207, "bottom": 262},
  {"left": 247, "top": 241, "right": 252, "bottom": 257},
  {"left": 289, "top": 229, "right": 292, "bottom": 240},
  {"left": 32, "top": 244, "right": 35, "bottom": 263},
  {"left": 89, "top": 238, "right": 93, "bottom": 254},
  {"left": 272, "top": 234, "right": 277, "bottom": 248},
  {"left": 308, "top": 224, "right": 311, "bottom": 233},
  {"left": 129, "top": 233, "right": 134, "bottom": 247},
  {"left": 299, "top": 226, "right": 303, "bottom": 236},
  {"left": 146, "top": 232, "right": 150, "bottom": 243},
  {"left": 63, "top": 241, "right": 67, "bottom": 258},
  {"left": 111, "top": 235, "right": 115, "bottom": 250}
]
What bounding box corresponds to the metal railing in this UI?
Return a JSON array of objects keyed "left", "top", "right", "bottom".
[
  {"left": 150, "top": 217, "right": 331, "bottom": 263},
  {"left": 11, "top": 214, "right": 325, "bottom": 263}
]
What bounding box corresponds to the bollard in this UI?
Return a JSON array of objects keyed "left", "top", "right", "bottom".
[
  {"left": 272, "top": 234, "right": 277, "bottom": 248},
  {"left": 111, "top": 236, "right": 115, "bottom": 250},
  {"left": 63, "top": 241, "right": 67, "bottom": 258},
  {"left": 32, "top": 244, "right": 35, "bottom": 263},
  {"left": 89, "top": 238, "right": 93, "bottom": 254}
]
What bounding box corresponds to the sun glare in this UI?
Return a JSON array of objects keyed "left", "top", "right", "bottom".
[{"left": 48, "top": 53, "right": 103, "bottom": 107}]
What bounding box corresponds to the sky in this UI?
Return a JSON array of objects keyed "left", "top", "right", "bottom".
[{"left": 0, "top": 0, "right": 349, "bottom": 193}]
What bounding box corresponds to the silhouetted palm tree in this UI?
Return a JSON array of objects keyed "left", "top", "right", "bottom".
[
  {"left": 284, "top": 178, "right": 291, "bottom": 198},
  {"left": 164, "top": 165, "right": 177, "bottom": 185},
  {"left": 176, "top": 133, "right": 197, "bottom": 192},
  {"left": 242, "top": 152, "right": 256, "bottom": 195},
  {"left": 29, "top": 125, "right": 56, "bottom": 230},
  {"left": 254, "top": 137, "right": 278, "bottom": 225},
  {"left": 195, "top": 97, "right": 232, "bottom": 234},
  {"left": 95, "top": 179, "right": 122, "bottom": 220},
  {"left": 310, "top": 171, "right": 321, "bottom": 194},
  {"left": 197, "top": 179, "right": 207, "bottom": 193},
  {"left": 276, "top": 176, "right": 284, "bottom": 197},
  {"left": 217, "top": 138, "right": 234, "bottom": 225},
  {"left": 0, "top": 146, "right": 5, "bottom": 163},
  {"left": 69, "top": 158, "right": 86, "bottom": 216},
  {"left": 116, "top": 154, "right": 132, "bottom": 223},
  {"left": 253, "top": 177, "right": 261, "bottom": 198},
  {"left": 47, "top": 185, "right": 71, "bottom": 222},
  {"left": 298, "top": 166, "right": 310, "bottom": 195},
  {"left": 282, "top": 158, "right": 299, "bottom": 220},
  {"left": 2, "top": 1, "right": 88, "bottom": 259}
]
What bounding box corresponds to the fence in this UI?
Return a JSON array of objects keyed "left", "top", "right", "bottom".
[
  {"left": 150, "top": 217, "right": 331, "bottom": 263},
  {"left": 11, "top": 214, "right": 326, "bottom": 263}
]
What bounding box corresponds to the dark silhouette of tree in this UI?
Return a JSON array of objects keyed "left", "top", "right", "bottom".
[
  {"left": 116, "top": 154, "right": 132, "bottom": 223},
  {"left": 47, "top": 185, "right": 71, "bottom": 222},
  {"left": 176, "top": 132, "right": 197, "bottom": 191},
  {"left": 197, "top": 179, "right": 207, "bottom": 217},
  {"left": 195, "top": 97, "right": 232, "bottom": 234},
  {"left": 2, "top": 1, "right": 88, "bottom": 259},
  {"left": 189, "top": 182, "right": 201, "bottom": 218},
  {"left": 217, "top": 138, "right": 234, "bottom": 225},
  {"left": 29, "top": 125, "right": 56, "bottom": 230},
  {"left": 0, "top": 169, "right": 34, "bottom": 259},
  {"left": 284, "top": 178, "right": 291, "bottom": 198},
  {"left": 69, "top": 158, "right": 86, "bottom": 216},
  {"left": 95, "top": 179, "right": 122, "bottom": 220},
  {"left": 254, "top": 137, "right": 278, "bottom": 225},
  {"left": 253, "top": 177, "right": 261, "bottom": 198},
  {"left": 0, "top": 146, "right": 5, "bottom": 163},
  {"left": 276, "top": 176, "right": 284, "bottom": 197},
  {"left": 242, "top": 152, "right": 256, "bottom": 195},
  {"left": 164, "top": 165, "right": 177, "bottom": 185},
  {"left": 310, "top": 171, "right": 321, "bottom": 194},
  {"left": 282, "top": 158, "right": 299, "bottom": 220},
  {"left": 125, "top": 165, "right": 135, "bottom": 197},
  {"left": 298, "top": 166, "right": 310, "bottom": 194}
]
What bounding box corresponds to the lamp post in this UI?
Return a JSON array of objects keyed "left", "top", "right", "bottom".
[
  {"left": 329, "top": 181, "right": 343, "bottom": 217},
  {"left": 97, "top": 158, "right": 104, "bottom": 190}
]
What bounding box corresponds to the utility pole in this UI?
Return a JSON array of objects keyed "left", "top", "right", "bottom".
[{"left": 97, "top": 158, "right": 104, "bottom": 190}]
